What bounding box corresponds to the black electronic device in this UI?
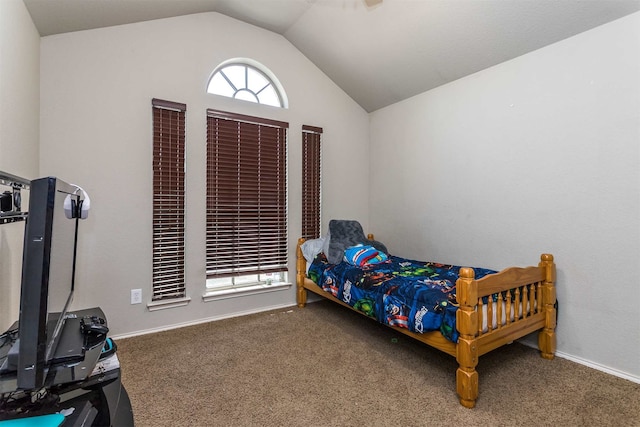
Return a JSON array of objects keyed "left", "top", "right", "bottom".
[
  {"left": 11, "top": 177, "right": 87, "bottom": 390},
  {"left": 0, "top": 174, "right": 134, "bottom": 425},
  {"left": 80, "top": 316, "right": 109, "bottom": 336}
]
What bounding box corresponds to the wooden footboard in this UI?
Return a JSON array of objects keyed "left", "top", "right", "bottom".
[
  {"left": 455, "top": 255, "right": 556, "bottom": 407},
  {"left": 295, "top": 237, "right": 556, "bottom": 409}
]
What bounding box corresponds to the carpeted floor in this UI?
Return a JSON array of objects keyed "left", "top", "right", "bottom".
[{"left": 115, "top": 300, "right": 640, "bottom": 426}]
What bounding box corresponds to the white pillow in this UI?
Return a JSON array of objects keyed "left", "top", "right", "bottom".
[{"left": 301, "top": 237, "right": 326, "bottom": 265}]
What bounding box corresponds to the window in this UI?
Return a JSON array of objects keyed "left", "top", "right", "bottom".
[
  {"left": 151, "top": 99, "right": 187, "bottom": 301},
  {"left": 207, "top": 62, "right": 284, "bottom": 108},
  {"left": 302, "top": 125, "right": 322, "bottom": 239},
  {"left": 206, "top": 110, "right": 289, "bottom": 290}
]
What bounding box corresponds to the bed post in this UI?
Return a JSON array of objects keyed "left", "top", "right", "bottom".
[
  {"left": 296, "top": 238, "right": 308, "bottom": 308},
  {"left": 538, "top": 254, "right": 556, "bottom": 360},
  {"left": 455, "top": 267, "right": 479, "bottom": 408}
]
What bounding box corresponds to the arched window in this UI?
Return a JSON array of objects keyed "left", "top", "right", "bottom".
[{"left": 207, "top": 60, "right": 287, "bottom": 108}]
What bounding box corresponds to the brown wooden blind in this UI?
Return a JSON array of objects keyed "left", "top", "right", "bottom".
[
  {"left": 302, "top": 125, "right": 322, "bottom": 239},
  {"left": 206, "top": 109, "right": 289, "bottom": 278},
  {"left": 152, "top": 98, "right": 186, "bottom": 300}
]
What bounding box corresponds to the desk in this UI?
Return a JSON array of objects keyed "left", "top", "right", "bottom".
[
  {"left": 0, "top": 308, "right": 134, "bottom": 426},
  {"left": 0, "top": 373, "right": 133, "bottom": 426}
]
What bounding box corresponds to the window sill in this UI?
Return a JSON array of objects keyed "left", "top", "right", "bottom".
[
  {"left": 202, "top": 282, "right": 292, "bottom": 302},
  {"left": 147, "top": 296, "right": 191, "bottom": 312}
]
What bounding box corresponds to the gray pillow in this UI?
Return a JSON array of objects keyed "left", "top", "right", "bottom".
[
  {"left": 327, "top": 220, "right": 367, "bottom": 264},
  {"left": 325, "top": 219, "right": 388, "bottom": 265}
]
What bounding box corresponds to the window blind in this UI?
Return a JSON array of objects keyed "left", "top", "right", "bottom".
[
  {"left": 152, "top": 98, "right": 186, "bottom": 300},
  {"left": 302, "top": 125, "right": 322, "bottom": 240},
  {"left": 206, "top": 109, "right": 289, "bottom": 278}
]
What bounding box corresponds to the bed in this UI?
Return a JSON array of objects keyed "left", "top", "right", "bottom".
[{"left": 295, "top": 220, "right": 556, "bottom": 408}]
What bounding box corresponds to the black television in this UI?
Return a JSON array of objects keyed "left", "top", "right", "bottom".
[{"left": 15, "top": 176, "right": 84, "bottom": 390}]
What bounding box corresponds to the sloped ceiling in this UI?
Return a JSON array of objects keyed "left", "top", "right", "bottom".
[{"left": 23, "top": 0, "right": 640, "bottom": 112}]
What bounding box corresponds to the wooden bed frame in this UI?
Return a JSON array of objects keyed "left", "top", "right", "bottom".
[{"left": 296, "top": 236, "right": 557, "bottom": 408}]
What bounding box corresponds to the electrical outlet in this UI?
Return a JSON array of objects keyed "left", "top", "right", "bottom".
[{"left": 131, "top": 289, "right": 142, "bottom": 304}]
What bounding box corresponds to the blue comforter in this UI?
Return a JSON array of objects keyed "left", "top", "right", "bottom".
[{"left": 308, "top": 253, "right": 496, "bottom": 342}]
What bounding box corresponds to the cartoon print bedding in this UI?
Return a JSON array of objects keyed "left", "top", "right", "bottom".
[{"left": 307, "top": 253, "right": 496, "bottom": 342}]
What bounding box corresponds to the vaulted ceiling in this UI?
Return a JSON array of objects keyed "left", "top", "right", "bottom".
[{"left": 23, "top": 0, "right": 640, "bottom": 112}]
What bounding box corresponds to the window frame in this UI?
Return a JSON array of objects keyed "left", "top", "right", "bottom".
[
  {"left": 205, "top": 109, "right": 289, "bottom": 291},
  {"left": 207, "top": 62, "right": 285, "bottom": 108},
  {"left": 151, "top": 98, "right": 188, "bottom": 303},
  {"left": 302, "top": 125, "right": 322, "bottom": 240}
]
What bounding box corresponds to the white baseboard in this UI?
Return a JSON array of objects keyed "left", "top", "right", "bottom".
[
  {"left": 554, "top": 350, "right": 640, "bottom": 384},
  {"left": 519, "top": 341, "right": 640, "bottom": 384},
  {"left": 110, "top": 302, "right": 298, "bottom": 341}
]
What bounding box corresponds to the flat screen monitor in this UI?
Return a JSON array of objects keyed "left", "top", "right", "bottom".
[{"left": 16, "top": 176, "right": 82, "bottom": 390}]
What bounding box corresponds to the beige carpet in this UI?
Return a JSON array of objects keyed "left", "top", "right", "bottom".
[{"left": 116, "top": 300, "right": 640, "bottom": 426}]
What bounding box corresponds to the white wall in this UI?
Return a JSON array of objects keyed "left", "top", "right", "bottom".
[
  {"left": 0, "top": 0, "right": 40, "bottom": 330},
  {"left": 39, "top": 12, "right": 370, "bottom": 336},
  {"left": 370, "top": 13, "right": 640, "bottom": 380}
]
